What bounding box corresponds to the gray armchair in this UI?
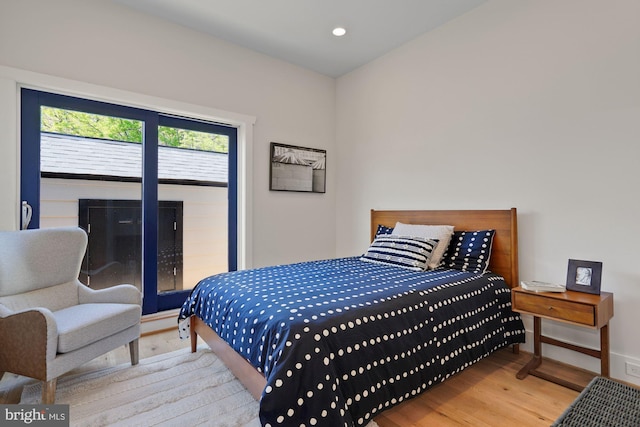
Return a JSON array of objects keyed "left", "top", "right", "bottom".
[{"left": 0, "top": 227, "right": 141, "bottom": 404}]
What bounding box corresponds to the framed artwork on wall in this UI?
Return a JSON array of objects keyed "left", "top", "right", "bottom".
[
  {"left": 566, "top": 259, "right": 602, "bottom": 294},
  {"left": 270, "top": 142, "right": 326, "bottom": 193}
]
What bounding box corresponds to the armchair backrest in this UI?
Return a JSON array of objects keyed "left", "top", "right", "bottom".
[{"left": 0, "top": 227, "right": 87, "bottom": 311}]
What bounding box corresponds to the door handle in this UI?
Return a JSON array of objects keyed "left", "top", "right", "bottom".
[{"left": 21, "top": 201, "right": 32, "bottom": 230}]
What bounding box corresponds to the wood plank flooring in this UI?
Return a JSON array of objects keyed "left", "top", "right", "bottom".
[
  {"left": 374, "top": 348, "right": 594, "bottom": 427},
  {"left": 1, "top": 330, "right": 599, "bottom": 426}
]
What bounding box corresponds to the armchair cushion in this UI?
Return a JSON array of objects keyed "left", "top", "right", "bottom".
[{"left": 54, "top": 303, "right": 141, "bottom": 353}]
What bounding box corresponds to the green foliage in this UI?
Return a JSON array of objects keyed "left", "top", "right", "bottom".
[
  {"left": 41, "top": 106, "right": 142, "bottom": 143},
  {"left": 41, "top": 107, "right": 228, "bottom": 153},
  {"left": 158, "top": 126, "right": 228, "bottom": 153}
]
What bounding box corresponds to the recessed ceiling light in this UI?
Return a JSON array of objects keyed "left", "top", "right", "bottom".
[{"left": 332, "top": 27, "right": 347, "bottom": 37}]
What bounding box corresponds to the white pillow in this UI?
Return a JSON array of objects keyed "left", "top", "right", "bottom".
[{"left": 391, "top": 222, "right": 454, "bottom": 269}]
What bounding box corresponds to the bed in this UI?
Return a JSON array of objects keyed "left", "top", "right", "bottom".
[{"left": 179, "top": 208, "right": 525, "bottom": 426}]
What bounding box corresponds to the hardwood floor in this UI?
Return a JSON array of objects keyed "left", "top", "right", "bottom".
[
  {"left": 374, "top": 348, "right": 594, "bottom": 427},
  {"left": 1, "top": 330, "right": 598, "bottom": 426}
]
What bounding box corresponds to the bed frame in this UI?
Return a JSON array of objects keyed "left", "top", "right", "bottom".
[{"left": 190, "top": 208, "right": 519, "bottom": 400}]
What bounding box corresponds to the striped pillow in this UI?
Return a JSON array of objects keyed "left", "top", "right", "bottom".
[{"left": 360, "top": 235, "right": 439, "bottom": 271}]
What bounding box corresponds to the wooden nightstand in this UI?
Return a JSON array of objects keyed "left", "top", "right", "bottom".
[{"left": 511, "top": 287, "right": 614, "bottom": 391}]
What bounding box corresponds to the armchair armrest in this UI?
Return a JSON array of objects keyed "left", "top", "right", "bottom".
[
  {"left": 0, "top": 307, "right": 58, "bottom": 380},
  {"left": 78, "top": 283, "right": 142, "bottom": 306}
]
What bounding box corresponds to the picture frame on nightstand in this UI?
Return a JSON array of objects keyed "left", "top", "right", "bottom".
[{"left": 566, "top": 259, "right": 602, "bottom": 294}]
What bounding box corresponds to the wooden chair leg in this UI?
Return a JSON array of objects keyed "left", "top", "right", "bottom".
[
  {"left": 129, "top": 338, "right": 139, "bottom": 365},
  {"left": 42, "top": 378, "right": 57, "bottom": 404}
]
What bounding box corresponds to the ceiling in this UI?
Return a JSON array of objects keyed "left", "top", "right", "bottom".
[{"left": 114, "top": 0, "right": 487, "bottom": 78}]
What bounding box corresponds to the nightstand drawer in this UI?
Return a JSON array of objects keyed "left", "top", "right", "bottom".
[{"left": 513, "top": 292, "right": 595, "bottom": 326}]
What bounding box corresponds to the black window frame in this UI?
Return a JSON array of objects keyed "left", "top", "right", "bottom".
[{"left": 20, "top": 88, "right": 237, "bottom": 314}]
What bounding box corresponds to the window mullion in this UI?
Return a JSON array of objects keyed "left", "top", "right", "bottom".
[{"left": 142, "top": 113, "right": 159, "bottom": 314}]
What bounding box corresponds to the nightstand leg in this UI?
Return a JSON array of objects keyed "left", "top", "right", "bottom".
[
  {"left": 600, "top": 323, "right": 610, "bottom": 377},
  {"left": 533, "top": 316, "right": 541, "bottom": 357},
  {"left": 517, "top": 316, "right": 542, "bottom": 379}
]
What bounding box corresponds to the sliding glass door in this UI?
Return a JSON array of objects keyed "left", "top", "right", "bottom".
[{"left": 21, "top": 89, "right": 237, "bottom": 314}]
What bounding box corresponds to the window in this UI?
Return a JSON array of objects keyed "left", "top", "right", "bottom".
[{"left": 21, "top": 89, "right": 237, "bottom": 314}]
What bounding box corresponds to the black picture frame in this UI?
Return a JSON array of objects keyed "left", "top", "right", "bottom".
[
  {"left": 270, "top": 142, "right": 326, "bottom": 193},
  {"left": 566, "top": 259, "right": 602, "bottom": 294}
]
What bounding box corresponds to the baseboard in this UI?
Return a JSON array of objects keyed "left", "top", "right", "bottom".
[
  {"left": 519, "top": 329, "right": 640, "bottom": 387},
  {"left": 141, "top": 308, "right": 180, "bottom": 336}
]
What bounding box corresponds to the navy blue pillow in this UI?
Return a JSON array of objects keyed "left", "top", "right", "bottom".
[
  {"left": 375, "top": 224, "right": 394, "bottom": 237},
  {"left": 441, "top": 230, "right": 495, "bottom": 274}
]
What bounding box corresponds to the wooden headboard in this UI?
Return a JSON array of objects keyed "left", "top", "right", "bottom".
[{"left": 370, "top": 208, "right": 519, "bottom": 288}]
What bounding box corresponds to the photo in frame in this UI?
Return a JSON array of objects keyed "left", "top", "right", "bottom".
[
  {"left": 270, "top": 142, "right": 326, "bottom": 193},
  {"left": 566, "top": 259, "right": 602, "bottom": 294}
]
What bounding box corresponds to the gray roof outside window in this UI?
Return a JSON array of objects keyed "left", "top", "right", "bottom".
[{"left": 40, "top": 133, "right": 228, "bottom": 184}]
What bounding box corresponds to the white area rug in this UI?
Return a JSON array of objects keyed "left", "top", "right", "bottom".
[{"left": 21, "top": 347, "right": 379, "bottom": 427}]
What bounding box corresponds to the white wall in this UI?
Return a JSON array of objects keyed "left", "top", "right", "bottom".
[
  {"left": 0, "top": 0, "right": 336, "bottom": 268},
  {"left": 336, "top": 0, "right": 640, "bottom": 384}
]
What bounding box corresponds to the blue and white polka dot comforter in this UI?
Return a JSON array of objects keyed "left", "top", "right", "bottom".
[{"left": 179, "top": 257, "right": 525, "bottom": 427}]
